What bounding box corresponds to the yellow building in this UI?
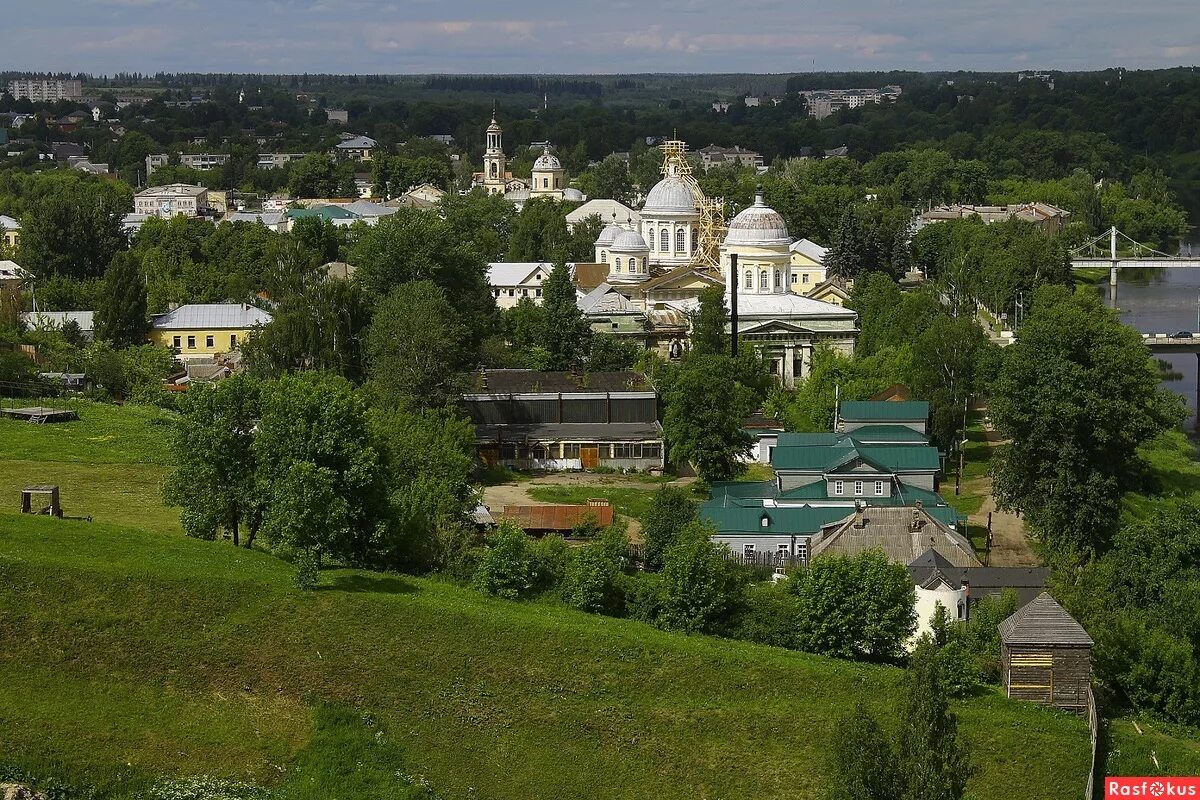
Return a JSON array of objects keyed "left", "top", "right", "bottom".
[
  {"left": 1, "top": 215, "right": 20, "bottom": 251},
  {"left": 788, "top": 238, "right": 829, "bottom": 295},
  {"left": 150, "top": 303, "right": 272, "bottom": 359}
]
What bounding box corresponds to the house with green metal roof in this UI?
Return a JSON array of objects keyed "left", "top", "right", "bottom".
[{"left": 838, "top": 400, "right": 929, "bottom": 434}]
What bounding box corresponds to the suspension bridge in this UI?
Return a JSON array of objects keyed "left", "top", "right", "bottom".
[{"left": 1070, "top": 226, "right": 1200, "bottom": 285}]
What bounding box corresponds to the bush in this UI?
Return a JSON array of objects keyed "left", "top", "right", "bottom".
[
  {"left": 562, "top": 534, "right": 626, "bottom": 615},
  {"left": 730, "top": 581, "right": 803, "bottom": 649},
  {"left": 640, "top": 486, "right": 697, "bottom": 571},
  {"left": 657, "top": 522, "right": 745, "bottom": 634},
  {"left": 473, "top": 522, "right": 537, "bottom": 599},
  {"left": 528, "top": 534, "right": 570, "bottom": 593},
  {"left": 619, "top": 571, "right": 664, "bottom": 623}
]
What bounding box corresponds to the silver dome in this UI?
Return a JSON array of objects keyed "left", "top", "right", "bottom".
[
  {"left": 611, "top": 229, "right": 649, "bottom": 252},
  {"left": 724, "top": 190, "right": 789, "bottom": 247},
  {"left": 534, "top": 147, "right": 561, "bottom": 171},
  {"left": 595, "top": 221, "right": 624, "bottom": 247},
  {"left": 643, "top": 175, "right": 698, "bottom": 215}
]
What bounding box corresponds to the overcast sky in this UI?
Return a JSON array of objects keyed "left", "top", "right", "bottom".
[{"left": 3, "top": 0, "right": 1198, "bottom": 75}]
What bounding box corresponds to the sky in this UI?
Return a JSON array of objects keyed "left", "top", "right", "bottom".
[{"left": 2, "top": 0, "right": 1198, "bottom": 75}]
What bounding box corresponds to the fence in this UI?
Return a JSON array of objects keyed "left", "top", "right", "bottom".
[
  {"left": 1085, "top": 686, "right": 1102, "bottom": 800},
  {"left": 626, "top": 543, "right": 804, "bottom": 578}
]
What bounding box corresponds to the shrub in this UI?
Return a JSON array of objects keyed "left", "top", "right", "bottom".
[
  {"left": 473, "top": 522, "right": 537, "bottom": 599},
  {"left": 657, "top": 521, "right": 745, "bottom": 634},
  {"left": 620, "top": 571, "right": 664, "bottom": 623},
  {"left": 528, "top": 534, "right": 570, "bottom": 593},
  {"left": 730, "top": 581, "right": 803, "bottom": 649},
  {"left": 562, "top": 537, "right": 626, "bottom": 615},
  {"left": 640, "top": 486, "right": 697, "bottom": 571}
]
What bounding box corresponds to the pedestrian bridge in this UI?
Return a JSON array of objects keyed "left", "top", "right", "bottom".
[{"left": 1069, "top": 227, "right": 1200, "bottom": 284}]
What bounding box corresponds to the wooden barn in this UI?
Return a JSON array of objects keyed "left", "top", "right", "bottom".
[{"left": 999, "top": 592, "right": 1094, "bottom": 712}]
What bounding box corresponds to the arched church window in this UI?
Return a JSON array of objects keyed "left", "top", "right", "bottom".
[
  {"left": 615, "top": 258, "right": 622, "bottom": 271},
  {"left": 490, "top": 162, "right": 497, "bottom": 177},
  {"left": 676, "top": 228, "right": 685, "bottom": 252},
  {"left": 600, "top": 250, "right": 607, "bottom": 263},
  {"left": 659, "top": 229, "right": 668, "bottom": 251},
  {"left": 629, "top": 257, "right": 638, "bottom": 271},
  {"left": 744, "top": 270, "right": 753, "bottom": 289},
  {"left": 760, "top": 270, "right": 768, "bottom": 289}
]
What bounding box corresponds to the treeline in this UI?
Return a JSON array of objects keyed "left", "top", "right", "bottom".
[{"left": 422, "top": 75, "right": 603, "bottom": 97}]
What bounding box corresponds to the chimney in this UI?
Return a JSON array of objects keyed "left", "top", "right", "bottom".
[
  {"left": 852, "top": 499, "right": 866, "bottom": 529},
  {"left": 910, "top": 506, "right": 924, "bottom": 532},
  {"left": 729, "top": 252, "right": 739, "bottom": 357}
]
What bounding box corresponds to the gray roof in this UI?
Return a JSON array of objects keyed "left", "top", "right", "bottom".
[
  {"left": 336, "top": 135, "right": 377, "bottom": 149},
  {"left": 21, "top": 310, "right": 94, "bottom": 332},
  {"left": 474, "top": 421, "right": 663, "bottom": 442},
  {"left": 151, "top": 303, "right": 272, "bottom": 330},
  {"left": 999, "top": 592, "right": 1094, "bottom": 647},
  {"left": 812, "top": 505, "right": 980, "bottom": 567},
  {"left": 908, "top": 549, "right": 1049, "bottom": 606},
  {"left": 465, "top": 369, "right": 651, "bottom": 394}
]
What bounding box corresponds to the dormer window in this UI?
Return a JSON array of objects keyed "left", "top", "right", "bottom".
[{"left": 759, "top": 513, "right": 770, "bottom": 528}]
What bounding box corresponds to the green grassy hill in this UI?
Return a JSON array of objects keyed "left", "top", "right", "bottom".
[{"left": 0, "top": 402, "right": 1099, "bottom": 799}]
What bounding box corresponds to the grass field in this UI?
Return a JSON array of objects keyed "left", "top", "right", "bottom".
[{"left": 0, "top": 402, "right": 1105, "bottom": 798}]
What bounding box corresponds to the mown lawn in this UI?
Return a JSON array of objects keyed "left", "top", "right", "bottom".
[
  {"left": 0, "top": 515, "right": 1094, "bottom": 800},
  {"left": 0, "top": 400, "right": 180, "bottom": 534}
]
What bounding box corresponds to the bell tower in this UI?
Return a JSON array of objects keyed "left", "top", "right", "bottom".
[{"left": 483, "top": 109, "right": 506, "bottom": 196}]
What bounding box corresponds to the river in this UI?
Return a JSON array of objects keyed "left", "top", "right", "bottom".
[{"left": 1097, "top": 205, "right": 1200, "bottom": 431}]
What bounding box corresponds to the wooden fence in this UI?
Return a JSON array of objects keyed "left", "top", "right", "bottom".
[{"left": 626, "top": 543, "right": 804, "bottom": 578}]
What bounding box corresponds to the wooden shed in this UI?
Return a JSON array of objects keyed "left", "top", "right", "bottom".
[{"left": 999, "top": 592, "right": 1094, "bottom": 712}]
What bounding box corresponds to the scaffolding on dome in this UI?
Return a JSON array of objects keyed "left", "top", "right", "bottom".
[{"left": 659, "top": 139, "right": 725, "bottom": 272}]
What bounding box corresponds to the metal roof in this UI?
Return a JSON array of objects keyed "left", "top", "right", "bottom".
[
  {"left": 465, "top": 369, "right": 651, "bottom": 394},
  {"left": 812, "top": 506, "right": 980, "bottom": 567},
  {"left": 151, "top": 303, "right": 272, "bottom": 330},
  {"left": 701, "top": 505, "right": 852, "bottom": 535},
  {"left": 499, "top": 501, "right": 614, "bottom": 531},
  {"left": 474, "top": 422, "right": 662, "bottom": 442},
  {"left": 21, "top": 310, "right": 94, "bottom": 331},
  {"left": 840, "top": 400, "right": 930, "bottom": 421},
  {"left": 999, "top": 592, "right": 1094, "bottom": 647}
]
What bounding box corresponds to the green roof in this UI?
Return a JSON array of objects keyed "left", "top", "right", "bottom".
[
  {"left": 771, "top": 447, "right": 849, "bottom": 471},
  {"left": 775, "top": 432, "right": 847, "bottom": 448},
  {"left": 845, "top": 424, "right": 930, "bottom": 444},
  {"left": 707, "top": 480, "right": 779, "bottom": 501},
  {"left": 839, "top": 400, "right": 929, "bottom": 422},
  {"left": 700, "top": 505, "right": 853, "bottom": 536},
  {"left": 857, "top": 446, "right": 941, "bottom": 471}
]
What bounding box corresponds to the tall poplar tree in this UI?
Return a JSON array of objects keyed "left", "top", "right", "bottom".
[
  {"left": 94, "top": 251, "right": 149, "bottom": 348},
  {"left": 539, "top": 261, "right": 590, "bottom": 371}
]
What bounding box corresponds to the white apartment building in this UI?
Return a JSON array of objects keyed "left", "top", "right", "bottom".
[
  {"left": 7, "top": 79, "right": 82, "bottom": 102},
  {"left": 134, "top": 184, "right": 210, "bottom": 218}
]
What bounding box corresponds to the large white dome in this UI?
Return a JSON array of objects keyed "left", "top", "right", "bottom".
[
  {"left": 611, "top": 229, "right": 649, "bottom": 252},
  {"left": 725, "top": 190, "right": 789, "bottom": 247},
  {"left": 643, "top": 175, "right": 698, "bottom": 215}
]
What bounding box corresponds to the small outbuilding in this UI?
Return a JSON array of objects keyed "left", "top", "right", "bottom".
[{"left": 999, "top": 592, "right": 1094, "bottom": 712}]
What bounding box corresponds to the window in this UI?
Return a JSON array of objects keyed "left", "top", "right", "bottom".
[
  {"left": 230, "top": 334, "right": 238, "bottom": 347},
  {"left": 172, "top": 335, "right": 181, "bottom": 348},
  {"left": 562, "top": 443, "right": 581, "bottom": 458},
  {"left": 186, "top": 335, "right": 196, "bottom": 349},
  {"left": 642, "top": 443, "right": 662, "bottom": 459},
  {"left": 612, "top": 443, "right": 643, "bottom": 459},
  {"left": 834, "top": 480, "right": 843, "bottom": 496},
  {"left": 205, "top": 335, "right": 214, "bottom": 348},
  {"left": 744, "top": 543, "right": 757, "bottom": 556},
  {"left": 614, "top": 258, "right": 622, "bottom": 272},
  {"left": 795, "top": 541, "right": 809, "bottom": 565},
  {"left": 676, "top": 228, "right": 685, "bottom": 252},
  {"left": 521, "top": 288, "right": 528, "bottom": 296},
  {"left": 802, "top": 273, "right": 810, "bottom": 284},
  {"left": 659, "top": 229, "right": 668, "bottom": 251},
  {"left": 854, "top": 480, "right": 863, "bottom": 496},
  {"left": 508, "top": 289, "right": 515, "bottom": 296},
  {"left": 760, "top": 271, "right": 768, "bottom": 289},
  {"left": 691, "top": 228, "right": 698, "bottom": 251},
  {"left": 777, "top": 543, "right": 790, "bottom": 557},
  {"left": 875, "top": 480, "right": 883, "bottom": 496},
  {"left": 957, "top": 600, "right": 966, "bottom": 620},
  {"left": 744, "top": 270, "right": 753, "bottom": 289},
  {"left": 535, "top": 288, "right": 542, "bottom": 297},
  {"left": 791, "top": 273, "right": 798, "bottom": 285},
  {"left": 494, "top": 288, "right": 501, "bottom": 297},
  {"left": 774, "top": 270, "right": 782, "bottom": 288},
  {"left": 600, "top": 250, "right": 607, "bottom": 263},
  {"left": 542, "top": 178, "right": 548, "bottom": 188}
]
